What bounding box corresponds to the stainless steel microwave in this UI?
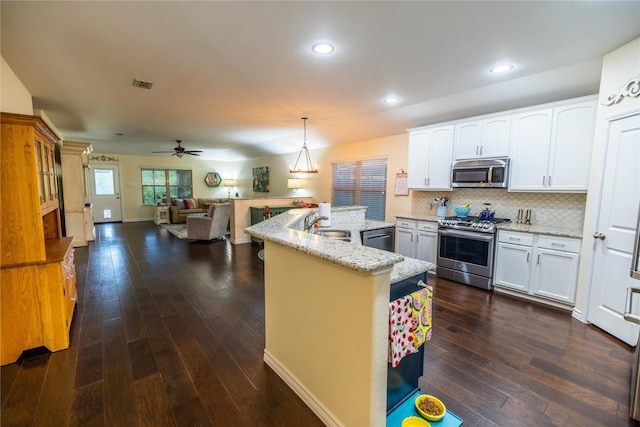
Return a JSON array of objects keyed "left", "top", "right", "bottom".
[{"left": 451, "top": 158, "right": 510, "bottom": 188}]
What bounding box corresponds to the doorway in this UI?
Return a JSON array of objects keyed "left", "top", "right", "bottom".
[
  {"left": 90, "top": 165, "right": 123, "bottom": 223},
  {"left": 587, "top": 111, "right": 640, "bottom": 345}
]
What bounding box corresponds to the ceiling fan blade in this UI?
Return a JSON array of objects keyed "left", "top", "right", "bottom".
[
  {"left": 184, "top": 150, "right": 203, "bottom": 154},
  {"left": 185, "top": 152, "right": 201, "bottom": 156},
  {"left": 152, "top": 151, "right": 176, "bottom": 153}
]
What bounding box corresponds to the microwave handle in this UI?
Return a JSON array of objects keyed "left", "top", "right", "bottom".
[{"left": 487, "top": 166, "right": 493, "bottom": 184}]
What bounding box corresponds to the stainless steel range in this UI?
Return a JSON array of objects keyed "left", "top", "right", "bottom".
[{"left": 436, "top": 215, "right": 511, "bottom": 290}]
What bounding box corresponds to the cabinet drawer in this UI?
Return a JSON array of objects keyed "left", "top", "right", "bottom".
[
  {"left": 537, "top": 235, "right": 581, "bottom": 253},
  {"left": 395, "top": 219, "right": 416, "bottom": 230},
  {"left": 498, "top": 231, "right": 534, "bottom": 246},
  {"left": 417, "top": 221, "right": 438, "bottom": 233}
]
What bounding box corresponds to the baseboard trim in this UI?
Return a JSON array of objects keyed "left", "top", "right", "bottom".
[
  {"left": 230, "top": 237, "right": 252, "bottom": 245},
  {"left": 263, "top": 350, "right": 341, "bottom": 427},
  {"left": 571, "top": 307, "right": 587, "bottom": 323}
]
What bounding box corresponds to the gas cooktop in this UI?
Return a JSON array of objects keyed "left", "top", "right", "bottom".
[{"left": 438, "top": 215, "right": 511, "bottom": 233}]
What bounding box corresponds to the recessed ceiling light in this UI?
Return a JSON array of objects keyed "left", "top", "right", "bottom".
[
  {"left": 384, "top": 97, "right": 400, "bottom": 104},
  {"left": 312, "top": 43, "right": 334, "bottom": 54},
  {"left": 490, "top": 64, "right": 514, "bottom": 73}
]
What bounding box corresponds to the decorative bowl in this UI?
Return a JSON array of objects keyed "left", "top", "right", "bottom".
[
  {"left": 454, "top": 206, "right": 471, "bottom": 217},
  {"left": 401, "top": 416, "right": 431, "bottom": 427},
  {"left": 415, "top": 394, "right": 446, "bottom": 422}
]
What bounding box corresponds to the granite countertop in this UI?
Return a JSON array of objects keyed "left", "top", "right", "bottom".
[
  {"left": 394, "top": 214, "right": 440, "bottom": 223},
  {"left": 395, "top": 213, "right": 583, "bottom": 239},
  {"left": 496, "top": 222, "right": 583, "bottom": 239},
  {"left": 245, "top": 206, "right": 435, "bottom": 279}
]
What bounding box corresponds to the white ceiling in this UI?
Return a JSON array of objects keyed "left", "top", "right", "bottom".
[{"left": 2, "top": 1, "right": 639, "bottom": 161}]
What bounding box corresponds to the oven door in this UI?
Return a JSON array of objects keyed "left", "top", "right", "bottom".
[{"left": 437, "top": 228, "right": 495, "bottom": 278}]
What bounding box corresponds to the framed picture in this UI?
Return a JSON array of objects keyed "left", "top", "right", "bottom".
[
  {"left": 204, "top": 171, "right": 222, "bottom": 187},
  {"left": 253, "top": 166, "right": 270, "bottom": 192}
]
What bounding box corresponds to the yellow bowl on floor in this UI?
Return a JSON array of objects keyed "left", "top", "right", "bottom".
[
  {"left": 415, "top": 394, "right": 446, "bottom": 421},
  {"left": 401, "top": 416, "right": 431, "bottom": 427}
]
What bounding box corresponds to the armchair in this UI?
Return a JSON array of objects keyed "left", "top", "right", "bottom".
[{"left": 186, "top": 202, "right": 230, "bottom": 241}]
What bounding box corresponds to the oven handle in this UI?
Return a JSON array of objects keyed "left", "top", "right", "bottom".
[{"left": 438, "top": 228, "right": 495, "bottom": 242}]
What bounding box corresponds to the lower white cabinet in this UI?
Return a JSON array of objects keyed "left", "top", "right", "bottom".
[
  {"left": 494, "top": 230, "right": 580, "bottom": 306},
  {"left": 395, "top": 218, "right": 438, "bottom": 268}
]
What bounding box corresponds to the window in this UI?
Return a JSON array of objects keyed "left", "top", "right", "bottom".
[
  {"left": 94, "top": 168, "right": 116, "bottom": 195},
  {"left": 331, "top": 158, "right": 387, "bottom": 221},
  {"left": 141, "top": 168, "right": 193, "bottom": 205}
]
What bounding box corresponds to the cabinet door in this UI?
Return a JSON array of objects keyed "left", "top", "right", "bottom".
[
  {"left": 531, "top": 247, "right": 579, "bottom": 303},
  {"left": 509, "top": 109, "right": 553, "bottom": 191},
  {"left": 494, "top": 242, "right": 532, "bottom": 292},
  {"left": 415, "top": 230, "right": 437, "bottom": 265},
  {"left": 407, "top": 130, "right": 429, "bottom": 189},
  {"left": 394, "top": 228, "right": 415, "bottom": 258},
  {"left": 547, "top": 101, "right": 596, "bottom": 191},
  {"left": 454, "top": 121, "right": 482, "bottom": 159},
  {"left": 480, "top": 116, "right": 511, "bottom": 158},
  {"left": 427, "top": 126, "right": 454, "bottom": 189}
]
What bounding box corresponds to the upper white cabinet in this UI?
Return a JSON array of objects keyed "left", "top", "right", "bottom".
[
  {"left": 454, "top": 115, "right": 511, "bottom": 160},
  {"left": 509, "top": 98, "right": 597, "bottom": 192},
  {"left": 407, "top": 125, "right": 454, "bottom": 190}
]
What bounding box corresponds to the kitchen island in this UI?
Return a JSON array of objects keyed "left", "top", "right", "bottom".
[{"left": 245, "top": 206, "right": 434, "bottom": 427}]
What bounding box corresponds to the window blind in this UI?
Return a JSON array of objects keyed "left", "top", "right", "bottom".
[{"left": 331, "top": 158, "right": 387, "bottom": 221}]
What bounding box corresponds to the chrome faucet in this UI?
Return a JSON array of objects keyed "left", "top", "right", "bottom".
[{"left": 304, "top": 213, "right": 329, "bottom": 231}]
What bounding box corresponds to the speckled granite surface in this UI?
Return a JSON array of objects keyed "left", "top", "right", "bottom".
[
  {"left": 496, "top": 223, "right": 583, "bottom": 239},
  {"left": 245, "top": 206, "right": 435, "bottom": 280},
  {"left": 394, "top": 214, "right": 440, "bottom": 223},
  {"left": 395, "top": 213, "right": 583, "bottom": 239}
]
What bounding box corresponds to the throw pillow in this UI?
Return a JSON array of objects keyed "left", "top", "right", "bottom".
[
  {"left": 184, "top": 198, "right": 196, "bottom": 209},
  {"left": 175, "top": 198, "right": 186, "bottom": 209}
]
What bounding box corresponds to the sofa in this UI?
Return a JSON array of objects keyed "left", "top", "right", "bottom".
[{"left": 169, "top": 197, "right": 230, "bottom": 223}]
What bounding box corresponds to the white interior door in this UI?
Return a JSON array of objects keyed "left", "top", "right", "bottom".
[
  {"left": 90, "top": 165, "right": 122, "bottom": 223},
  {"left": 588, "top": 112, "right": 640, "bottom": 345}
]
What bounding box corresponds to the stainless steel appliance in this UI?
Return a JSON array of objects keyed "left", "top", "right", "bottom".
[
  {"left": 436, "top": 215, "right": 511, "bottom": 290},
  {"left": 451, "top": 158, "right": 510, "bottom": 188},
  {"left": 624, "top": 202, "right": 640, "bottom": 421},
  {"left": 361, "top": 227, "right": 394, "bottom": 252}
]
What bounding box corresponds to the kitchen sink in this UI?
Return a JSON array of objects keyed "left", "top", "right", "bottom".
[{"left": 314, "top": 229, "right": 351, "bottom": 241}]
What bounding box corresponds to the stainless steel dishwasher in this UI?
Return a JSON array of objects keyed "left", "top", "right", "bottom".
[{"left": 361, "top": 227, "right": 394, "bottom": 252}]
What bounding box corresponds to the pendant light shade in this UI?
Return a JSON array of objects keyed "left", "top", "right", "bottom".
[{"left": 289, "top": 117, "right": 318, "bottom": 174}]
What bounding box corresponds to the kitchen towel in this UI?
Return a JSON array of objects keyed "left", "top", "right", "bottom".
[
  {"left": 318, "top": 202, "right": 331, "bottom": 227},
  {"left": 388, "top": 285, "right": 433, "bottom": 367},
  {"left": 411, "top": 283, "right": 433, "bottom": 348},
  {"left": 389, "top": 293, "right": 417, "bottom": 367}
]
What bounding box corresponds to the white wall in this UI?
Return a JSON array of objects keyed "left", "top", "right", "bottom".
[
  {"left": 90, "top": 153, "right": 245, "bottom": 222},
  {"left": 576, "top": 37, "right": 640, "bottom": 316},
  {"left": 1, "top": 56, "right": 33, "bottom": 114}
]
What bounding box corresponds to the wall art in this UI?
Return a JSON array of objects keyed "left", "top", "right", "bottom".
[{"left": 253, "top": 166, "right": 270, "bottom": 192}]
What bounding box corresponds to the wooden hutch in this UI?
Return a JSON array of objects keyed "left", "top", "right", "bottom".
[{"left": 0, "top": 112, "right": 77, "bottom": 365}]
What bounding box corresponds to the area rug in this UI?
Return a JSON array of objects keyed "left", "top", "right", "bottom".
[{"left": 160, "top": 223, "right": 187, "bottom": 239}]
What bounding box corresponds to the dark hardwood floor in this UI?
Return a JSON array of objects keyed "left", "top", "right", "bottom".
[{"left": 1, "top": 221, "right": 638, "bottom": 426}]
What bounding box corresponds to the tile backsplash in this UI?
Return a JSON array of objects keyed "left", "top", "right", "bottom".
[{"left": 412, "top": 189, "right": 586, "bottom": 229}]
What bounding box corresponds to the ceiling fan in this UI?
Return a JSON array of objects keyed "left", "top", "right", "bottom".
[{"left": 152, "top": 140, "right": 203, "bottom": 158}]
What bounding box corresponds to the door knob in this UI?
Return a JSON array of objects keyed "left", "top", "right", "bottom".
[{"left": 593, "top": 232, "right": 606, "bottom": 240}]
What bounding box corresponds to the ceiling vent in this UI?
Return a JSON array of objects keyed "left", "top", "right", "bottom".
[{"left": 132, "top": 79, "right": 153, "bottom": 90}]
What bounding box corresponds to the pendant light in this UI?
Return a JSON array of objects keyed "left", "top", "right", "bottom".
[{"left": 289, "top": 117, "right": 318, "bottom": 174}]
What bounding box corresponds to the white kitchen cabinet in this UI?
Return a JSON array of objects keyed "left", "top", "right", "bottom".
[
  {"left": 509, "top": 98, "right": 596, "bottom": 192},
  {"left": 454, "top": 115, "right": 510, "bottom": 160},
  {"left": 395, "top": 218, "right": 438, "bottom": 270},
  {"left": 494, "top": 230, "right": 581, "bottom": 307},
  {"left": 407, "top": 125, "right": 454, "bottom": 189},
  {"left": 394, "top": 219, "right": 416, "bottom": 258},
  {"left": 415, "top": 221, "right": 438, "bottom": 266}
]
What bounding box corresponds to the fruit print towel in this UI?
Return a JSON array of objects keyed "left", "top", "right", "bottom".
[
  {"left": 411, "top": 283, "right": 433, "bottom": 348},
  {"left": 388, "top": 283, "right": 433, "bottom": 368}
]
